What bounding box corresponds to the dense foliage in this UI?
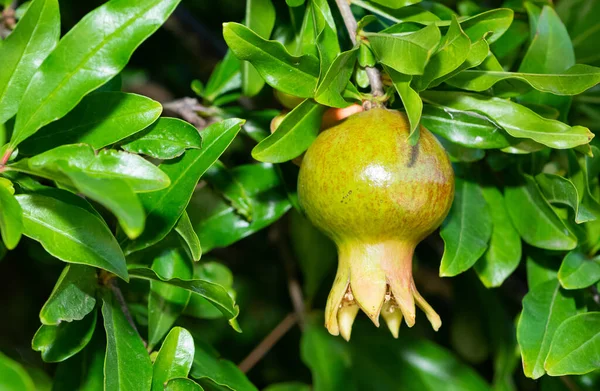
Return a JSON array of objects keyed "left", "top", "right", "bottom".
[{"left": 0, "top": 0, "right": 600, "bottom": 390}]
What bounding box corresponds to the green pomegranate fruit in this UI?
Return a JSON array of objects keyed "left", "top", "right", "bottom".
[{"left": 298, "top": 108, "right": 455, "bottom": 341}]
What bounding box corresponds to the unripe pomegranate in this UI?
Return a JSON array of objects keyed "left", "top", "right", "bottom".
[{"left": 298, "top": 108, "right": 454, "bottom": 340}]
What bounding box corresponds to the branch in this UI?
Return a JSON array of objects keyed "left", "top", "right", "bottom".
[
  {"left": 162, "top": 97, "right": 219, "bottom": 129},
  {"left": 335, "top": 0, "right": 384, "bottom": 98},
  {"left": 238, "top": 313, "right": 298, "bottom": 373}
]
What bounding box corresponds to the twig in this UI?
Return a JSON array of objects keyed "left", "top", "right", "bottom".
[
  {"left": 560, "top": 376, "right": 581, "bottom": 391},
  {"left": 109, "top": 279, "right": 144, "bottom": 343},
  {"left": 269, "top": 222, "right": 306, "bottom": 329},
  {"left": 238, "top": 313, "right": 298, "bottom": 373},
  {"left": 162, "top": 97, "right": 218, "bottom": 128},
  {"left": 335, "top": 0, "right": 384, "bottom": 97}
]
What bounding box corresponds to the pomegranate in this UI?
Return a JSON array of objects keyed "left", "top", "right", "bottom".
[{"left": 298, "top": 108, "right": 454, "bottom": 340}]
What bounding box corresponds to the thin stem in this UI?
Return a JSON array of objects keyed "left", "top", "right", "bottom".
[
  {"left": 335, "top": 0, "right": 384, "bottom": 97},
  {"left": 238, "top": 313, "right": 298, "bottom": 373},
  {"left": 109, "top": 279, "right": 145, "bottom": 344}
]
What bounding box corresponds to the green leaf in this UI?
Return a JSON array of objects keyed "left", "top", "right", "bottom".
[
  {"left": 204, "top": 51, "right": 241, "bottom": 103},
  {"left": 243, "top": 0, "right": 275, "bottom": 97},
  {"left": 474, "top": 186, "right": 522, "bottom": 288},
  {"left": 190, "top": 163, "right": 291, "bottom": 252},
  {"left": 264, "top": 383, "right": 310, "bottom": 391},
  {"left": 223, "top": 22, "right": 320, "bottom": 98},
  {"left": 165, "top": 378, "right": 204, "bottom": 391},
  {"left": 429, "top": 37, "right": 490, "bottom": 88},
  {"left": 183, "top": 261, "right": 235, "bottom": 320},
  {"left": 505, "top": 175, "right": 578, "bottom": 251},
  {"left": 102, "top": 289, "right": 153, "bottom": 391},
  {"left": 526, "top": 253, "right": 559, "bottom": 290},
  {"left": 385, "top": 66, "right": 423, "bottom": 144},
  {"left": 39, "top": 264, "right": 97, "bottom": 325},
  {"left": 436, "top": 137, "right": 485, "bottom": 163},
  {"left": 0, "top": 352, "right": 35, "bottom": 391},
  {"left": 10, "top": 0, "right": 182, "bottom": 147},
  {"left": 0, "top": 183, "right": 22, "bottom": 249},
  {"left": 16, "top": 194, "right": 128, "bottom": 280},
  {"left": 368, "top": 0, "right": 421, "bottom": 8},
  {"left": 517, "top": 6, "right": 575, "bottom": 120},
  {"left": 51, "top": 330, "right": 105, "bottom": 391},
  {"left": 517, "top": 279, "right": 578, "bottom": 379},
  {"left": 366, "top": 24, "right": 441, "bottom": 75},
  {"left": 0, "top": 0, "right": 59, "bottom": 126},
  {"left": 560, "top": 0, "right": 600, "bottom": 65},
  {"left": 152, "top": 327, "right": 195, "bottom": 391},
  {"left": 203, "top": 161, "right": 253, "bottom": 222},
  {"left": 121, "top": 118, "right": 202, "bottom": 160},
  {"left": 421, "top": 105, "right": 513, "bottom": 149},
  {"left": 545, "top": 312, "right": 600, "bottom": 376},
  {"left": 32, "top": 310, "right": 97, "bottom": 363},
  {"left": 415, "top": 15, "right": 471, "bottom": 90},
  {"left": 311, "top": 0, "right": 341, "bottom": 74},
  {"left": 190, "top": 343, "right": 257, "bottom": 391},
  {"left": 60, "top": 164, "right": 145, "bottom": 240},
  {"left": 458, "top": 8, "right": 513, "bottom": 44},
  {"left": 123, "top": 118, "right": 244, "bottom": 254},
  {"left": 353, "top": 1, "right": 439, "bottom": 24},
  {"left": 535, "top": 173, "right": 596, "bottom": 224},
  {"left": 440, "top": 178, "right": 492, "bottom": 277},
  {"left": 175, "top": 212, "right": 202, "bottom": 262},
  {"left": 24, "top": 144, "right": 171, "bottom": 193},
  {"left": 19, "top": 92, "right": 162, "bottom": 155},
  {"left": 446, "top": 65, "right": 600, "bottom": 96},
  {"left": 148, "top": 246, "right": 193, "bottom": 349},
  {"left": 286, "top": 0, "right": 305, "bottom": 6},
  {"left": 314, "top": 47, "right": 358, "bottom": 108},
  {"left": 252, "top": 100, "right": 325, "bottom": 163},
  {"left": 421, "top": 91, "right": 594, "bottom": 149},
  {"left": 129, "top": 267, "right": 239, "bottom": 328},
  {"left": 558, "top": 251, "right": 600, "bottom": 290}
]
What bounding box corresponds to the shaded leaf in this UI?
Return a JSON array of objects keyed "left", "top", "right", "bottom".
[
  {"left": 184, "top": 261, "right": 235, "bottom": 320},
  {"left": 204, "top": 51, "right": 241, "bottom": 103},
  {"left": 190, "top": 343, "right": 257, "bottom": 391},
  {"left": 32, "top": 311, "right": 97, "bottom": 363},
  {"left": 175, "top": 212, "right": 202, "bottom": 262},
  {"left": 517, "top": 279, "right": 577, "bottom": 379},
  {"left": 252, "top": 100, "right": 325, "bottom": 163},
  {"left": 0, "top": 0, "right": 59, "bottom": 125},
  {"left": 16, "top": 194, "right": 128, "bottom": 280},
  {"left": 385, "top": 66, "right": 423, "bottom": 143},
  {"left": 20, "top": 92, "right": 162, "bottom": 155},
  {"left": 39, "top": 264, "right": 97, "bottom": 325},
  {"left": 10, "top": 0, "right": 181, "bottom": 147},
  {"left": 440, "top": 178, "right": 492, "bottom": 277},
  {"left": 242, "top": 0, "right": 275, "bottom": 97},
  {"left": 536, "top": 173, "right": 596, "bottom": 224},
  {"left": 203, "top": 161, "right": 253, "bottom": 222}
]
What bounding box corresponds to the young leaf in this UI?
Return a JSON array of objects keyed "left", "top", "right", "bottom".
[
  {"left": 203, "top": 161, "right": 253, "bottom": 221},
  {"left": 557, "top": 251, "right": 600, "bottom": 290},
  {"left": 421, "top": 105, "right": 513, "bottom": 149},
  {"left": 175, "top": 212, "right": 202, "bottom": 262},
  {"left": 0, "top": 351, "right": 35, "bottom": 391},
  {"left": 0, "top": 0, "right": 60, "bottom": 126},
  {"left": 445, "top": 65, "right": 600, "bottom": 96},
  {"left": 545, "top": 312, "right": 600, "bottom": 376},
  {"left": 242, "top": 0, "right": 275, "bottom": 97},
  {"left": 123, "top": 118, "right": 244, "bottom": 254},
  {"left": 190, "top": 343, "right": 257, "bottom": 391},
  {"left": 16, "top": 194, "right": 129, "bottom": 280},
  {"left": 440, "top": 178, "right": 492, "bottom": 277},
  {"left": 148, "top": 246, "right": 193, "bottom": 349},
  {"left": 102, "top": 289, "right": 153, "bottom": 391},
  {"left": 535, "top": 173, "right": 596, "bottom": 224},
  {"left": 10, "top": 0, "right": 182, "bottom": 147},
  {"left": 190, "top": 163, "right": 291, "bottom": 252},
  {"left": 311, "top": 0, "right": 341, "bottom": 74},
  {"left": 517, "top": 279, "right": 577, "bottom": 379},
  {"left": 505, "top": 175, "right": 577, "bottom": 251},
  {"left": 314, "top": 47, "right": 359, "bottom": 109},
  {"left": 152, "top": 327, "right": 195, "bottom": 391},
  {"left": 121, "top": 118, "right": 202, "bottom": 160},
  {"left": 415, "top": 15, "right": 470, "bottom": 90},
  {"left": 128, "top": 267, "right": 240, "bottom": 328},
  {"left": 223, "top": 22, "right": 320, "bottom": 98},
  {"left": 385, "top": 66, "right": 423, "bottom": 144},
  {"left": 421, "top": 91, "right": 594, "bottom": 149},
  {"left": 474, "top": 186, "right": 522, "bottom": 288},
  {"left": 204, "top": 50, "right": 241, "bottom": 103},
  {"left": 39, "top": 264, "right": 97, "bottom": 325},
  {"left": 252, "top": 99, "right": 325, "bottom": 163},
  {"left": 25, "top": 144, "right": 171, "bottom": 192},
  {"left": 0, "top": 183, "right": 22, "bottom": 249},
  {"left": 19, "top": 92, "right": 162, "bottom": 155},
  {"left": 366, "top": 24, "right": 442, "bottom": 75},
  {"left": 32, "top": 311, "right": 97, "bottom": 363}
]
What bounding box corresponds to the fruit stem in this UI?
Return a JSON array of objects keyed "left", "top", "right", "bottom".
[{"left": 334, "top": 0, "right": 384, "bottom": 100}]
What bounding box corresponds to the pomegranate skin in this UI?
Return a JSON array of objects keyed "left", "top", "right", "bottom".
[{"left": 297, "top": 107, "right": 454, "bottom": 340}]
